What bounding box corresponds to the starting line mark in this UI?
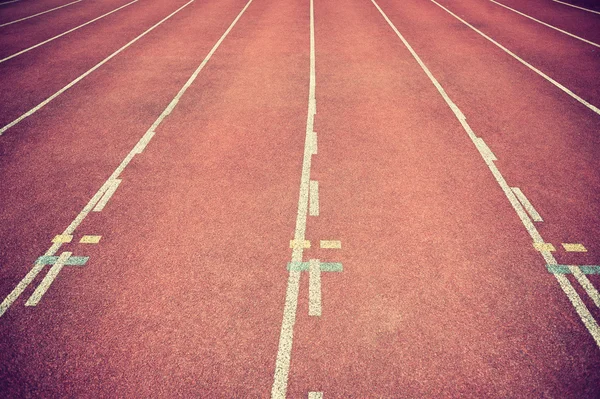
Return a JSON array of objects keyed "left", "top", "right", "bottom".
[
  {"left": 287, "top": 262, "right": 343, "bottom": 272},
  {"left": 547, "top": 265, "right": 600, "bottom": 275}
]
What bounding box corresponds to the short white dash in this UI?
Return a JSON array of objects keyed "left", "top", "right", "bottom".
[
  {"left": 93, "top": 179, "right": 121, "bottom": 212},
  {"left": 308, "top": 259, "right": 321, "bottom": 317},
  {"left": 309, "top": 180, "right": 319, "bottom": 216},
  {"left": 310, "top": 131, "right": 318, "bottom": 154},
  {"left": 475, "top": 137, "right": 497, "bottom": 161},
  {"left": 511, "top": 187, "right": 543, "bottom": 222}
]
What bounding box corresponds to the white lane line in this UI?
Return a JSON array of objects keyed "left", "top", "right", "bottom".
[
  {"left": 0, "top": 0, "right": 186, "bottom": 136},
  {"left": 371, "top": 0, "right": 600, "bottom": 348},
  {"left": 489, "top": 0, "right": 600, "bottom": 48},
  {"left": 474, "top": 137, "right": 497, "bottom": 162},
  {"left": 0, "top": 0, "right": 254, "bottom": 316},
  {"left": 511, "top": 187, "right": 543, "bottom": 222},
  {"left": 0, "top": 0, "right": 83, "bottom": 28},
  {"left": 0, "top": 0, "right": 21, "bottom": 6},
  {"left": 25, "top": 251, "right": 72, "bottom": 306},
  {"left": 271, "top": 0, "right": 316, "bottom": 396},
  {"left": 309, "top": 180, "right": 319, "bottom": 216},
  {"left": 308, "top": 392, "right": 323, "bottom": 399},
  {"left": 0, "top": 0, "right": 137, "bottom": 61},
  {"left": 553, "top": 0, "right": 600, "bottom": 15},
  {"left": 310, "top": 130, "right": 318, "bottom": 154},
  {"left": 92, "top": 178, "right": 121, "bottom": 212},
  {"left": 428, "top": 0, "right": 600, "bottom": 117},
  {"left": 309, "top": 259, "right": 322, "bottom": 316}
]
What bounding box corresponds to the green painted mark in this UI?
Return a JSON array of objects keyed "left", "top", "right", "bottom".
[
  {"left": 547, "top": 264, "right": 600, "bottom": 275},
  {"left": 287, "top": 262, "right": 342, "bottom": 272},
  {"left": 35, "top": 255, "right": 89, "bottom": 266}
]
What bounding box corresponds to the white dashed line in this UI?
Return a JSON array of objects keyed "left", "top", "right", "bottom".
[
  {"left": 371, "top": 0, "right": 600, "bottom": 348},
  {"left": 0, "top": 0, "right": 83, "bottom": 28},
  {"left": 428, "top": 0, "right": 600, "bottom": 117},
  {"left": 309, "top": 180, "right": 319, "bottom": 216},
  {"left": 489, "top": 0, "right": 600, "bottom": 48},
  {"left": 511, "top": 187, "right": 543, "bottom": 222},
  {"left": 309, "top": 259, "right": 322, "bottom": 316},
  {"left": 0, "top": 0, "right": 253, "bottom": 316},
  {"left": 271, "top": 0, "right": 316, "bottom": 396},
  {"left": 0, "top": 0, "right": 188, "bottom": 136},
  {"left": 0, "top": 0, "right": 138, "bottom": 61},
  {"left": 553, "top": 0, "right": 600, "bottom": 15}
]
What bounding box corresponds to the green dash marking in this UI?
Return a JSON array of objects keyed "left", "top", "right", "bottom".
[
  {"left": 35, "top": 255, "right": 89, "bottom": 266},
  {"left": 547, "top": 264, "right": 600, "bottom": 275},
  {"left": 287, "top": 262, "right": 343, "bottom": 272}
]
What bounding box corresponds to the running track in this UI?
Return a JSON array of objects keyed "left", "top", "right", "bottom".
[{"left": 1, "top": 0, "right": 599, "bottom": 397}]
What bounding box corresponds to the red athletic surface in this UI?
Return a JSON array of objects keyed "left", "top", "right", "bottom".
[{"left": 1, "top": 0, "right": 599, "bottom": 397}]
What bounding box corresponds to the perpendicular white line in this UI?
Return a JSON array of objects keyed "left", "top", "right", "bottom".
[
  {"left": 309, "top": 259, "right": 322, "bottom": 316},
  {"left": 0, "top": 0, "right": 83, "bottom": 28},
  {"left": 370, "top": 0, "right": 600, "bottom": 348},
  {"left": 553, "top": 0, "right": 600, "bottom": 15},
  {"left": 93, "top": 179, "right": 121, "bottom": 212},
  {"left": 25, "top": 251, "right": 72, "bottom": 306},
  {"left": 272, "top": 0, "right": 316, "bottom": 396},
  {"left": 489, "top": 0, "right": 600, "bottom": 48},
  {"left": 0, "top": 0, "right": 252, "bottom": 317},
  {"left": 428, "top": 0, "right": 600, "bottom": 118},
  {"left": 0, "top": 0, "right": 136, "bottom": 60},
  {"left": 0, "top": 0, "right": 189, "bottom": 136},
  {"left": 511, "top": 187, "right": 543, "bottom": 222},
  {"left": 309, "top": 180, "right": 319, "bottom": 216}
]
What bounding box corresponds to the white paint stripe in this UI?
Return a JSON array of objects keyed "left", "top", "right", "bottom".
[
  {"left": 0, "top": 0, "right": 136, "bottom": 60},
  {"left": 272, "top": 0, "right": 316, "bottom": 396},
  {"left": 489, "top": 0, "right": 600, "bottom": 48},
  {"left": 308, "top": 392, "right": 323, "bottom": 399},
  {"left": 92, "top": 179, "right": 121, "bottom": 212},
  {"left": 474, "top": 137, "right": 497, "bottom": 161},
  {"left": 570, "top": 266, "right": 600, "bottom": 308},
  {"left": 310, "top": 130, "right": 318, "bottom": 154},
  {"left": 0, "top": 0, "right": 252, "bottom": 317},
  {"left": 428, "top": 0, "right": 600, "bottom": 117},
  {"left": 309, "top": 259, "right": 321, "bottom": 316},
  {"left": 371, "top": 0, "right": 600, "bottom": 348},
  {"left": 309, "top": 180, "right": 319, "bottom": 216},
  {"left": 553, "top": 0, "right": 600, "bottom": 15},
  {"left": 0, "top": 0, "right": 21, "bottom": 6},
  {"left": 0, "top": 0, "right": 83, "bottom": 28},
  {"left": 133, "top": 130, "right": 156, "bottom": 154},
  {"left": 511, "top": 187, "right": 543, "bottom": 222},
  {"left": 0, "top": 0, "right": 189, "bottom": 136},
  {"left": 25, "top": 251, "right": 72, "bottom": 306}
]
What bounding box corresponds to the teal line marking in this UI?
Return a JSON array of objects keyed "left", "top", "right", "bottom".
[
  {"left": 35, "top": 255, "right": 89, "bottom": 266},
  {"left": 547, "top": 264, "right": 600, "bottom": 274},
  {"left": 287, "top": 262, "right": 343, "bottom": 272}
]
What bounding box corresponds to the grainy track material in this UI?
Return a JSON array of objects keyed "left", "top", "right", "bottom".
[{"left": 0, "top": 0, "right": 599, "bottom": 397}]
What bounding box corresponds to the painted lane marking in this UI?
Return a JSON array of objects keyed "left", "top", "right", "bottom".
[
  {"left": 563, "top": 243, "right": 587, "bottom": 252},
  {"left": 511, "top": 187, "right": 543, "bottom": 222},
  {"left": 428, "top": 0, "right": 600, "bottom": 118},
  {"left": 0, "top": 0, "right": 189, "bottom": 135},
  {"left": 0, "top": 0, "right": 137, "bottom": 62},
  {"left": 0, "top": 0, "right": 83, "bottom": 28},
  {"left": 308, "top": 392, "right": 323, "bottom": 399},
  {"left": 310, "top": 131, "right": 318, "bottom": 154},
  {"left": 533, "top": 242, "right": 556, "bottom": 252},
  {"left": 371, "top": 0, "right": 600, "bottom": 347},
  {"left": 287, "top": 262, "right": 343, "bottom": 272},
  {"left": 80, "top": 235, "right": 101, "bottom": 244},
  {"left": 553, "top": 0, "right": 600, "bottom": 15},
  {"left": 52, "top": 234, "right": 73, "bottom": 243},
  {"left": 36, "top": 255, "right": 89, "bottom": 266},
  {"left": 489, "top": 0, "right": 600, "bottom": 48},
  {"left": 290, "top": 240, "right": 311, "bottom": 249},
  {"left": 309, "top": 259, "right": 321, "bottom": 316},
  {"left": 320, "top": 240, "right": 341, "bottom": 249},
  {"left": 474, "top": 137, "right": 497, "bottom": 161},
  {"left": 271, "top": 0, "right": 316, "bottom": 396},
  {"left": 133, "top": 130, "right": 156, "bottom": 154},
  {"left": 0, "top": 0, "right": 253, "bottom": 317},
  {"left": 548, "top": 265, "right": 600, "bottom": 274},
  {"left": 25, "top": 251, "right": 72, "bottom": 306},
  {"left": 93, "top": 179, "right": 121, "bottom": 212},
  {"left": 0, "top": 0, "right": 20, "bottom": 5},
  {"left": 309, "top": 180, "right": 319, "bottom": 216}
]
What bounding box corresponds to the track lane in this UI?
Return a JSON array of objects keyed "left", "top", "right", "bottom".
[
  {"left": 282, "top": 0, "right": 600, "bottom": 396},
  {"left": 0, "top": 0, "right": 311, "bottom": 396},
  {"left": 0, "top": 0, "right": 79, "bottom": 23}
]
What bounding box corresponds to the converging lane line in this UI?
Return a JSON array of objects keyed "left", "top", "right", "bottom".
[
  {"left": 488, "top": 0, "right": 600, "bottom": 48},
  {"left": 0, "top": 0, "right": 83, "bottom": 27},
  {"left": 370, "top": 0, "right": 600, "bottom": 348},
  {"left": 0, "top": 0, "right": 254, "bottom": 315},
  {"left": 553, "top": 0, "right": 600, "bottom": 15},
  {"left": 0, "top": 0, "right": 184, "bottom": 135},
  {"left": 428, "top": 0, "right": 600, "bottom": 117},
  {"left": 0, "top": 0, "right": 138, "bottom": 63},
  {"left": 271, "top": 0, "right": 316, "bottom": 396}
]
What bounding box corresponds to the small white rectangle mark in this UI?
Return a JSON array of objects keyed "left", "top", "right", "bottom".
[
  {"left": 309, "top": 180, "right": 319, "bottom": 216},
  {"left": 475, "top": 137, "right": 497, "bottom": 161},
  {"left": 93, "top": 179, "right": 121, "bottom": 212},
  {"left": 309, "top": 259, "right": 321, "bottom": 317},
  {"left": 511, "top": 187, "right": 543, "bottom": 222}
]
